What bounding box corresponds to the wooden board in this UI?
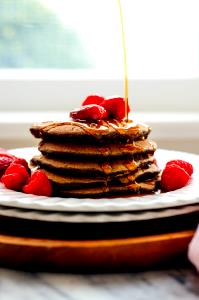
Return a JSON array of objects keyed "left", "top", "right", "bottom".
[{"left": 0, "top": 230, "right": 194, "bottom": 272}]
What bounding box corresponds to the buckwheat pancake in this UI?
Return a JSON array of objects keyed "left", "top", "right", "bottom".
[
  {"left": 31, "top": 154, "right": 155, "bottom": 176},
  {"left": 39, "top": 163, "right": 160, "bottom": 189},
  {"left": 55, "top": 179, "right": 159, "bottom": 198},
  {"left": 30, "top": 118, "right": 160, "bottom": 198},
  {"left": 30, "top": 120, "right": 151, "bottom": 142}
]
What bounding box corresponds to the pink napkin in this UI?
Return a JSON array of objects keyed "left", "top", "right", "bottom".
[{"left": 188, "top": 226, "right": 199, "bottom": 271}]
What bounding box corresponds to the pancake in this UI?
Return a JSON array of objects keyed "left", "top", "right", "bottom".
[
  {"left": 39, "top": 140, "right": 157, "bottom": 158},
  {"left": 116, "top": 164, "right": 160, "bottom": 184},
  {"left": 55, "top": 179, "right": 159, "bottom": 198},
  {"left": 30, "top": 120, "right": 151, "bottom": 142},
  {"left": 41, "top": 169, "right": 105, "bottom": 187},
  {"left": 30, "top": 117, "right": 160, "bottom": 198},
  {"left": 31, "top": 154, "right": 155, "bottom": 176},
  {"left": 40, "top": 163, "right": 160, "bottom": 188}
]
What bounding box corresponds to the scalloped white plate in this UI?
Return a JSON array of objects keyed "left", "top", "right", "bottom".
[
  {"left": 0, "top": 147, "right": 198, "bottom": 213},
  {"left": 0, "top": 204, "right": 199, "bottom": 223}
]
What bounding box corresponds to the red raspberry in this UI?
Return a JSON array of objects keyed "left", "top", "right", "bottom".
[
  {"left": 2, "top": 173, "right": 26, "bottom": 191},
  {"left": 2, "top": 163, "right": 30, "bottom": 191},
  {"left": 0, "top": 153, "right": 14, "bottom": 159},
  {"left": 23, "top": 170, "right": 52, "bottom": 197},
  {"left": 0, "top": 156, "right": 14, "bottom": 178},
  {"left": 166, "top": 160, "right": 193, "bottom": 176},
  {"left": 101, "top": 97, "right": 130, "bottom": 120},
  {"left": 82, "top": 94, "right": 105, "bottom": 106},
  {"left": 13, "top": 157, "right": 30, "bottom": 172},
  {"left": 4, "top": 163, "right": 29, "bottom": 178},
  {"left": 0, "top": 153, "right": 30, "bottom": 179},
  {"left": 70, "top": 104, "right": 107, "bottom": 121},
  {"left": 161, "top": 164, "right": 190, "bottom": 192}
]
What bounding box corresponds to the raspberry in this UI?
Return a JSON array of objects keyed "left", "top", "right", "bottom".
[
  {"left": 4, "top": 163, "right": 29, "bottom": 179},
  {"left": 70, "top": 104, "right": 108, "bottom": 121},
  {"left": 161, "top": 164, "right": 190, "bottom": 192},
  {"left": 82, "top": 94, "right": 105, "bottom": 106},
  {"left": 2, "top": 173, "right": 26, "bottom": 191},
  {"left": 0, "top": 153, "right": 30, "bottom": 179},
  {"left": 166, "top": 160, "right": 193, "bottom": 176},
  {"left": 2, "top": 163, "right": 30, "bottom": 191},
  {"left": 13, "top": 157, "right": 30, "bottom": 172},
  {"left": 101, "top": 97, "right": 130, "bottom": 120},
  {"left": 23, "top": 170, "right": 52, "bottom": 197},
  {"left": 0, "top": 156, "right": 14, "bottom": 178},
  {"left": 0, "top": 153, "right": 14, "bottom": 159}
]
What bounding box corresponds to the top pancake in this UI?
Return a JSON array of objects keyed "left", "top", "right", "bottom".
[{"left": 30, "top": 120, "right": 151, "bottom": 143}]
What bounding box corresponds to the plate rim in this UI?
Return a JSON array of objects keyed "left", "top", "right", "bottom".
[{"left": 0, "top": 203, "right": 199, "bottom": 223}]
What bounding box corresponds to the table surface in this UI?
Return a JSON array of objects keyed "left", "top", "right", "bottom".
[{"left": 1, "top": 267, "right": 199, "bottom": 300}]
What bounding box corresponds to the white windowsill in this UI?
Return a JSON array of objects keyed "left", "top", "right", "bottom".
[
  {"left": 0, "top": 69, "right": 199, "bottom": 80},
  {"left": 0, "top": 70, "right": 199, "bottom": 112}
]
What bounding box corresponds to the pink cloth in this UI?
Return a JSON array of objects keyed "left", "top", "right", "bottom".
[{"left": 188, "top": 226, "right": 199, "bottom": 271}]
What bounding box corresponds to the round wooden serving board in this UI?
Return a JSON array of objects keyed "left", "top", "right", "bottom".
[{"left": 0, "top": 230, "right": 194, "bottom": 272}]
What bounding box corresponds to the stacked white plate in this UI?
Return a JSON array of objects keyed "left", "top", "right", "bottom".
[{"left": 0, "top": 148, "right": 198, "bottom": 223}]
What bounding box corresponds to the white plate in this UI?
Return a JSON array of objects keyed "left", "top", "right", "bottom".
[
  {"left": 0, "top": 204, "right": 199, "bottom": 223},
  {"left": 0, "top": 147, "right": 198, "bottom": 213}
]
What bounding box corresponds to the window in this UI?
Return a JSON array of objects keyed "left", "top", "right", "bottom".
[{"left": 0, "top": 0, "right": 199, "bottom": 111}]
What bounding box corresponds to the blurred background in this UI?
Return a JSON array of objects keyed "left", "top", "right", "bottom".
[
  {"left": 0, "top": 0, "right": 199, "bottom": 152},
  {"left": 0, "top": 0, "right": 199, "bottom": 76}
]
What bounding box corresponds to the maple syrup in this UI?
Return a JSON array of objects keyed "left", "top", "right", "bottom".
[{"left": 118, "top": 0, "right": 129, "bottom": 122}]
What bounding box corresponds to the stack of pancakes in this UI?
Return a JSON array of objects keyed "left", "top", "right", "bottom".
[{"left": 30, "top": 120, "right": 160, "bottom": 197}]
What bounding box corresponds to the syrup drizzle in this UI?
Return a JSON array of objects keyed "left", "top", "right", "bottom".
[{"left": 118, "top": 0, "right": 129, "bottom": 122}]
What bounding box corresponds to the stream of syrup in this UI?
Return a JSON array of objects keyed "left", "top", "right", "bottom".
[{"left": 118, "top": 0, "right": 129, "bottom": 122}]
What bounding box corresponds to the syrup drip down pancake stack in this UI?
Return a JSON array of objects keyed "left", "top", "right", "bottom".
[{"left": 30, "top": 119, "right": 160, "bottom": 198}]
